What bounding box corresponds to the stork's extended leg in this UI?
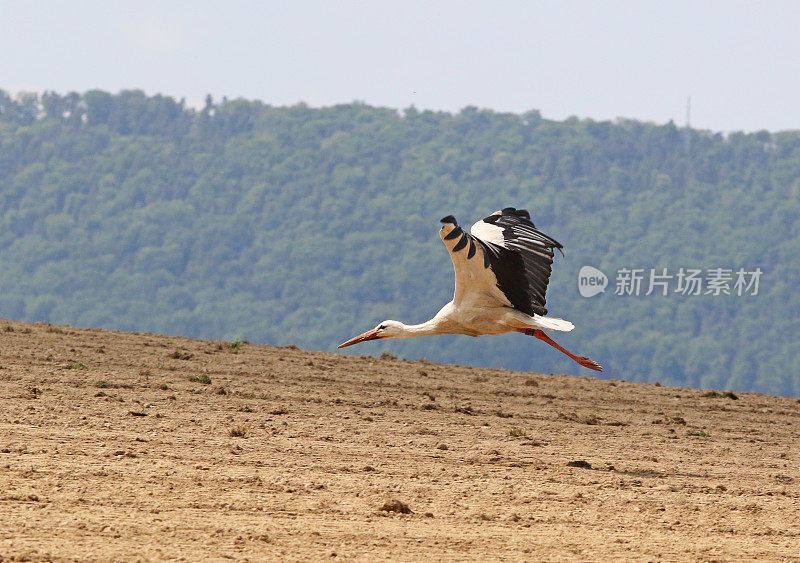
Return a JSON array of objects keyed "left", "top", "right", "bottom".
[{"left": 522, "top": 329, "right": 603, "bottom": 371}]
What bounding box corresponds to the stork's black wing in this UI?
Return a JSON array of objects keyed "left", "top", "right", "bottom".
[{"left": 470, "top": 207, "right": 563, "bottom": 316}]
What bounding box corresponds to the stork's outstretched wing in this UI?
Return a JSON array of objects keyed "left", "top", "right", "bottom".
[
  {"left": 439, "top": 215, "right": 510, "bottom": 310},
  {"left": 440, "top": 208, "right": 563, "bottom": 316}
]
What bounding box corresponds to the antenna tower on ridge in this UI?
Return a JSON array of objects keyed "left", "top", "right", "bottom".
[{"left": 684, "top": 96, "right": 692, "bottom": 154}]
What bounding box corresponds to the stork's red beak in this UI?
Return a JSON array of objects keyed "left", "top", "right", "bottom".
[{"left": 337, "top": 328, "right": 381, "bottom": 348}]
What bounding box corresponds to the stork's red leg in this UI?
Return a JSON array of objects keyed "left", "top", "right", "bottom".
[{"left": 520, "top": 329, "right": 603, "bottom": 371}]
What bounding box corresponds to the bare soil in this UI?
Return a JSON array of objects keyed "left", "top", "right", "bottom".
[{"left": 1, "top": 320, "right": 798, "bottom": 561}]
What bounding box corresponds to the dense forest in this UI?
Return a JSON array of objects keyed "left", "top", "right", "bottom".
[{"left": 0, "top": 89, "right": 798, "bottom": 395}]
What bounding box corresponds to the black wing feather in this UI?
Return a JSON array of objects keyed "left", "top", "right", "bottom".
[
  {"left": 467, "top": 238, "right": 476, "bottom": 259},
  {"left": 473, "top": 207, "right": 563, "bottom": 316},
  {"left": 444, "top": 226, "right": 463, "bottom": 240},
  {"left": 453, "top": 232, "right": 469, "bottom": 251}
]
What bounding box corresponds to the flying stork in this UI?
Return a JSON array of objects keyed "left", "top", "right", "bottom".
[{"left": 338, "top": 207, "right": 602, "bottom": 371}]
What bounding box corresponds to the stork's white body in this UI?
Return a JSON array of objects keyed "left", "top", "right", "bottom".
[
  {"left": 400, "top": 299, "right": 572, "bottom": 339},
  {"left": 338, "top": 208, "right": 601, "bottom": 371}
]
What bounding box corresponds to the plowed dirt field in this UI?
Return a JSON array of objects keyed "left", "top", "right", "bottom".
[{"left": 1, "top": 320, "right": 798, "bottom": 561}]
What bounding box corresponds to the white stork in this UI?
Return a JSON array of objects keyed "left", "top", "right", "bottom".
[{"left": 338, "top": 207, "right": 602, "bottom": 371}]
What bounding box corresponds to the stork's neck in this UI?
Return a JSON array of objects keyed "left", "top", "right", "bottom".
[
  {"left": 398, "top": 310, "right": 458, "bottom": 338},
  {"left": 396, "top": 315, "right": 452, "bottom": 338}
]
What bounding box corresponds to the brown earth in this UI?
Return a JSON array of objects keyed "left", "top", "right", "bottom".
[{"left": 1, "top": 319, "right": 798, "bottom": 561}]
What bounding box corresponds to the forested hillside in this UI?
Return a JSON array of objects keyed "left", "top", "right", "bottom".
[{"left": 0, "top": 90, "right": 798, "bottom": 394}]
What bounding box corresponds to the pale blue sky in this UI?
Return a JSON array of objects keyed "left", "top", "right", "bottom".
[{"left": 2, "top": 0, "right": 798, "bottom": 132}]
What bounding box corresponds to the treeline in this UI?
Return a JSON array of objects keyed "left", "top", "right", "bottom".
[{"left": 0, "top": 89, "right": 798, "bottom": 395}]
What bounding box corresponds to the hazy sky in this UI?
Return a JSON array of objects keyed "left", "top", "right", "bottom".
[{"left": 2, "top": 1, "right": 798, "bottom": 132}]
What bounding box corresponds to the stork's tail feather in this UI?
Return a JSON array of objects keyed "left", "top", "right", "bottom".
[{"left": 528, "top": 315, "right": 574, "bottom": 332}]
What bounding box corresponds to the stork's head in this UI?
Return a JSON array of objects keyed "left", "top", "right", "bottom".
[{"left": 337, "top": 320, "right": 404, "bottom": 348}]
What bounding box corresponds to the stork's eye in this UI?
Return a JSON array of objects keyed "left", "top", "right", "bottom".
[{"left": 378, "top": 325, "right": 387, "bottom": 330}]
